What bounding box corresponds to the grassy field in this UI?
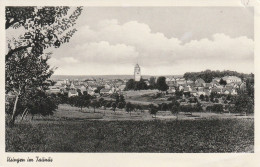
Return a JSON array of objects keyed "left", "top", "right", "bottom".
[{"left": 6, "top": 118, "right": 254, "bottom": 152}]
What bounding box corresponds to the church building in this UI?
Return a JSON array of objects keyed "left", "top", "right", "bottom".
[{"left": 134, "top": 64, "right": 141, "bottom": 81}]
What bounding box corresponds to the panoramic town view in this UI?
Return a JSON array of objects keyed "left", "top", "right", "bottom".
[{"left": 5, "top": 6, "right": 254, "bottom": 153}]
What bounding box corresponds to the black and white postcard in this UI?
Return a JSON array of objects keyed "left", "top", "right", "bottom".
[{"left": 1, "top": 0, "right": 259, "bottom": 166}]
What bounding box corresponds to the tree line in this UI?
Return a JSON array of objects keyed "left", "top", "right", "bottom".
[
  {"left": 124, "top": 76, "right": 169, "bottom": 91},
  {"left": 183, "top": 69, "right": 253, "bottom": 83}
]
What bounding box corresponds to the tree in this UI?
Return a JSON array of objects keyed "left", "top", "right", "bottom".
[
  {"left": 183, "top": 70, "right": 250, "bottom": 83},
  {"left": 73, "top": 93, "right": 91, "bottom": 111},
  {"left": 6, "top": 51, "right": 54, "bottom": 125},
  {"left": 160, "top": 103, "right": 168, "bottom": 111},
  {"left": 212, "top": 104, "right": 224, "bottom": 113},
  {"left": 105, "top": 101, "right": 112, "bottom": 108},
  {"left": 156, "top": 76, "right": 169, "bottom": 92},
  {"left": 233, "top": 94, "right": 254, "bottom": 115},
  {"left": 111, "top": 102, "right": 117, "bottom": 113},
  {"left": 210, "top": 92, "right": 216, "bottom": 102},
  {"left": 195, "top": 102, "right": 203, "bottom": 117},
  {"left": 136, "top": 78, "right": 148, "bottom": 90},
  {"left": 219, "top": 78, "right": 227, "bottom": 85},
  {"left": 6, "top": 7, "right": 83, "bottom": 126},
  {"left": 135, "top": 105, "right": 144, "bottom": 113},
  {"left": 74, "top": 96, "right": 85, "bottom": 111},
  {"left": 124, "top": 79, "right": 135, "bottom": 90},
  {"left": 180, "top": 105, "right": 193, "bottom": 115},
  {"left": 205, "top": 95, "right": 209, "bottom": 102},
  {"left": 99, "top": 97, "right": 104, "bottom": 104},
  {"left": 119, "top": 95, "right": 125, "bottom": 104},
  {"left": 206, "top": 106, "right": 212, "bottom": 112},
  {"left": 124, "top": 78, "right": 148, "bottom": 91},
  {"left": 7, "top": 89, "right": 58, "bottom": 121},
  {"left": 199, "top": 94, "right": 205, "bottom": 101},
  {"left": 149, "top": 77, "right": 156, "bottom": 89},
  {"left": 90, "top": 100, "right": 100, "bottom": 113},
  {"left": 149, "top": 104, "right": 158, "bottom": 118},
  {"left": 125, "top": 102, "right": 134, "bottom": 116},
  {"left": 6, "top": 7, "right": 82, "bottom": 61},
  {"left": 175, "top": 89, "right": 183, "bottom": 99},
  {"left": 115, "top": 94, "right": 120, "bottom": 104},
  {"left": 245, "top": 75, "right": 254, "bottom": 99},
  {"left": 94, "top": 86, "right": 105, "bottom": 94},
  {"left": 170, "top": 100, "right": 180, "bottom": 119},
  {"left": 117, "top": 102, "right": 125, "bottom": 109}
]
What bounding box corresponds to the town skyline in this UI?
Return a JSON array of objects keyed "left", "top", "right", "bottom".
[{"left": 50, "top": 67, "right": 254, "bottom": 77}]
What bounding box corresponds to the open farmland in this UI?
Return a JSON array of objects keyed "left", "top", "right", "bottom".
[{"left": 6, "top": 115, "right": 254, "bottom": 152}]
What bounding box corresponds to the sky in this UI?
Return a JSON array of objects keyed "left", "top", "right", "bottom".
[{"left": 8, "top": 7, "right": 254, "bottom": 75}]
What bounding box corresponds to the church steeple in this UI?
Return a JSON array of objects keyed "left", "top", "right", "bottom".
[{"left": 134, "top": 64, "right": 141, "bottom": 81}]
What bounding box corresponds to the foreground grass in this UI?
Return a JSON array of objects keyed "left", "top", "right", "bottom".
[{"left": 6, "top": 118, "right": 254, "bottom": 152}]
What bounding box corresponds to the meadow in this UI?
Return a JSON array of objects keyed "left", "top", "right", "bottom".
[{"left": 6, "top": 117, "right": 254, "bottom": 152}]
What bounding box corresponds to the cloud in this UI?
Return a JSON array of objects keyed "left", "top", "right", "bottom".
[
  {"left": 74, "top": 41, "right": 139, "bottom": 64},
  {"left": 49, "top": 19, "right": 254, "bottom": 75},
  {"left": 61, "top": 57, "right": 79, "bottom": 63}
]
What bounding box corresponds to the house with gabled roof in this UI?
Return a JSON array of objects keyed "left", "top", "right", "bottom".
[
  {"left": 211, "top": 88, "right": 222, "bottom": 94},
  {"left": 100, "top": 88, "right": 113, "bottom": 95},
  {"left": 195, "top": 78, "right": 205, "bottom": 87}
]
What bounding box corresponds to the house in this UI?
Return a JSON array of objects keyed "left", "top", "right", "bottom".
[
  {"left": 225, "top": 84, "right": 234, "bottom": 89},
  {"left": 211, "top": 88, "right": 222, "bottom": 94},
  {"left": 190, "top": 89, "right": 198, "bottom": 96},
  {"left": 88, "top": 89, "right": 95, "bottom": 96},
  {"left": 197, "top": 87, "right": 205, "bottom": 96},
  {"left": 186, "top": 80, "right": 194, "bottom": 84},
  {"left": 203, "top": 83, "right": 213, "bottom": 88},
  {"left": 223, "top": 88, "right": 237, "bottom": 95},
  {"left": 195, "top": 78, "right": 205, "bottom": 87},
  {"left": 222, "top": 89, "right": 231, "bottom": 95},
  {"left": 166, "top": 77, "right": 171, "bottom": 82},
  {"left": 212, "top": 77, "right": 221, "bottom": 83},
  {"left": 176, "top": 78, "right": 186, "bottom": 85},
  {"left": 204, "top": 89, "right": 210, "bottom": 96},
  {"left": 168, "top": 87, "right": 176, "bottom": 94},
  {"left": 183, "top": 86, "right": 191, "bottom": 92},
  {"left": 79, "top": 86, "right": 87, "bottom": 94},
  {"left": 100, "top": 88, "right": 113, "bottom": 95},
  {"left": 231, "top": 89, "right": 238, "bottom": 95},
  {"left": 222, "top": 76, "right": 242, "bottom": 84},
  {"left": 47, "top": 86, "right": 61, "bottom": 94},
  {"left": 166, "top": 81, "right": 175, "bottom": 87},
  {"left": 118, "top": 84, "right": 126, "bottom": 91},
  {"left": 187, "top": 82, "right": 196, "bottom": 87},
  {"left": 104, "top": 83, "right": 111, "bottom": 89},
  {"left": 68, "top": 89, "right": 78, "bottom": 97},
  {"left": 179, "top": 85, "right": 184, "bottom": 91}
]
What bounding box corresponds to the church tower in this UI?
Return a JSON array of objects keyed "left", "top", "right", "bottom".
[{"left": 134, "top": 64, "right": 141, "bottom": 81}]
